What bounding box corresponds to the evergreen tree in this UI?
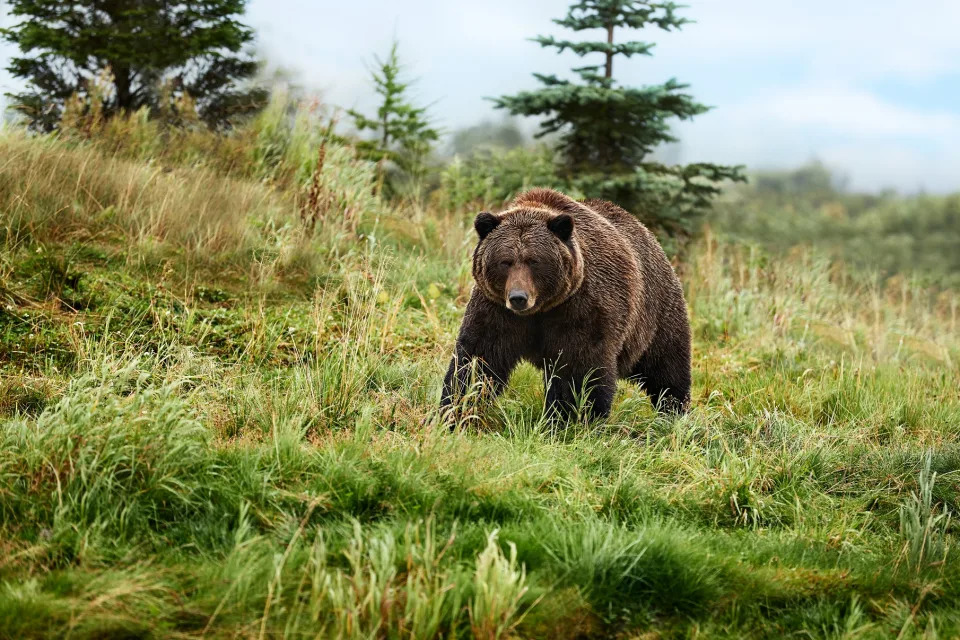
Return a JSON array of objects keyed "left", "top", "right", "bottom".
[
  {"left": 494, "top": 0, "right": 744, "bottom": 237},
  {"left": 1, "top": 0, "right": 267, "bottom": 131},
  {"left": 348, "top": 42, "right": 438, "bottom": 191}
]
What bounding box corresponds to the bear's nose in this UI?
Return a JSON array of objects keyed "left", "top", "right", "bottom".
[{"left": 508, "top": 290, "right": 529, "bottom": 310}]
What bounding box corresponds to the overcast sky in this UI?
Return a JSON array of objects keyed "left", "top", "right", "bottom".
[{"left": 3, "top": 1, "right": 959, "bottom": 193}]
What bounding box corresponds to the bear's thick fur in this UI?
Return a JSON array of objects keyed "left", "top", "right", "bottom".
[{"left": 441, "top": 188, "right": 691, "bottom": 419}]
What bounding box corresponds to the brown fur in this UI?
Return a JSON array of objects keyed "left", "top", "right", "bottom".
[{"left": 442, "top": 188, "right": 691, "bottom": 419}]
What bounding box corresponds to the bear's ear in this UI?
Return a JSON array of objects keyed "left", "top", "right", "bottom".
[
  {"left": 547, "top": 214, "right": 574, "bottom": 242},
  {"left": 474, "top": 211, "right": 500, "bottom": 240}
]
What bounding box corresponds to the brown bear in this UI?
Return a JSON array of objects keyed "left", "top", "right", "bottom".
[{"left": 441, "top": 188, "right": 691, "bottom": 420}]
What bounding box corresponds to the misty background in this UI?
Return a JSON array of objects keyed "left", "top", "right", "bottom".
[{"left": 3, "top": 0, "right": 959, "bottom": 193}]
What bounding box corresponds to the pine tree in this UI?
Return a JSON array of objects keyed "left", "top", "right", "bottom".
[
  {"left": 348, "top": 42, "right": 438, "bottom": 192},
  {"left": 1, "top": 0, "right": 267, "bottom": 131},
  {"left": 494, "top": 0, "right": 744, "bottom": 238}
]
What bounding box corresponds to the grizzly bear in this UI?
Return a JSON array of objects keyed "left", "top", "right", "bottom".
[{"left": 440, "top": 188, "right": 691, "bottom": 420}]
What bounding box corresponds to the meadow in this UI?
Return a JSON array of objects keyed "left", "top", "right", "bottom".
[{"left": 1, "top": 102, "right": 959, "bottom": 638}]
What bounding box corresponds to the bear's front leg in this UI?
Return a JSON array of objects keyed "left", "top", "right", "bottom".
[
  {"left": 441, "top": 343, "right": 512, "bottom": 408},
  {"left": 440, "top": 297, "right": 522, "bottom": 419},
  {"left": 544, "top": 355, "right": 617, "bottom": 422}
]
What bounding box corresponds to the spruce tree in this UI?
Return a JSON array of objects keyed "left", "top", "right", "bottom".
[
  {"left": 494, "top": 0, "right": 744, "bottom": 238},
  {"left": 1, "top": 0, "right": 267, "bottom": 131},
  {"left": 348, "top": 42, "right": 439, "bottom": 192}
]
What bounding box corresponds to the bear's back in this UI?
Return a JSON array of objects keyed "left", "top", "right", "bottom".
[
  {"left": 580, "top": 198, "right": 659, "bottom": 258},
  {"left": 580, "top": 197, "right": 687, "bottom": 363},
  {"left": 511, "top": 189, "right": 642, "bottom": 252}
]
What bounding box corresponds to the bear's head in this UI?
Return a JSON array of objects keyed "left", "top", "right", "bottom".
[{"left": 471, "top": 207, "right": 584, "bottom": 315}]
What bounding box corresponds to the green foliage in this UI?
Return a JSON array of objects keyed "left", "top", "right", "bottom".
[
  {"left": 438, "top": 145, "right": 563, "bottom": 212},
  {"left": 469, "top": 531, "right": 530, "bottom": 639},
  {"left": 449, "top": 118, "right": 526, "bottom": 156},
  {"left": 714, "top": 163, "right": 960, "bottom": 287},
  {"left": 752, "top": 160, "right": 843, "bottom": 203},
  {"left": 538, "top": 518, "right": 723, "bottom": 619},
  {"left": 494, "top": 0, "right": 744, "bottom": 237},
  {"left": 348, "top": 41, "right": 439, "bottom": 195},
  {"left": 899, "top": 451, "right": 952, "bottom": 575},
  {"left": 1, "top": 0, "right": 267, "bottom": 130},
  {"left": 3, "top": 361, "right": 219, "bottom": 547}
]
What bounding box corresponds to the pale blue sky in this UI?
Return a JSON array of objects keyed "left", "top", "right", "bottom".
[{"left": 3, "top": 1, "right": 959, "bottom": 192}]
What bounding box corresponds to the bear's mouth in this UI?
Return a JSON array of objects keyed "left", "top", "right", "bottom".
[{"left": 505, "top": 299, "right": 538, "bottom": 315}]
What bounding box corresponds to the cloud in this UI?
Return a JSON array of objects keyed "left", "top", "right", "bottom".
[
  {"left": 818, "top": 142, "right": 960, "bottom": 193},
  {"left": 660, "top": 1, "right": 960, "bottom": 81},
  {"left": 672, "top": 85, "right": 960, "bottom": 192},
  {"left": 745, "top": 87, "right": 960, "bottom": 138}
]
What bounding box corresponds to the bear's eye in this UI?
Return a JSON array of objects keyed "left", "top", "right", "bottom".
[
  {"left": 527, "top": 258, "right": 539, "bottom": 267},
  {"left": 499, "top": 260, "right": 513, "bottom": 268}
]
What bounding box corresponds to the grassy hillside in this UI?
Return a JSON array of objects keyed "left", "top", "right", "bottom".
[{"left": 1, "top": 120, "right": 959, "bottom": 639}]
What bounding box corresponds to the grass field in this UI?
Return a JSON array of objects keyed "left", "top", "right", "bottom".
[{"left": 1, "top": 122, "right": 959, "bottom": 639}]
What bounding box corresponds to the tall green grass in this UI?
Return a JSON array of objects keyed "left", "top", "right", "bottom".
[{"left": 1, "top": 113, "right": 959, "bottom": 638}]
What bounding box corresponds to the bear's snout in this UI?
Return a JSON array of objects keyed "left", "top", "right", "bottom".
[
  {"left": 508, "top": 290, "right": 530, "bottom": 311},
  {"left": 503, "top": 264, "right": 538, "bottom": 313}
]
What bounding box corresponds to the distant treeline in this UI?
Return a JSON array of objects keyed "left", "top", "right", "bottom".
[{"left": 713, "top": 162, "right": 960, "bottom": 287}]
